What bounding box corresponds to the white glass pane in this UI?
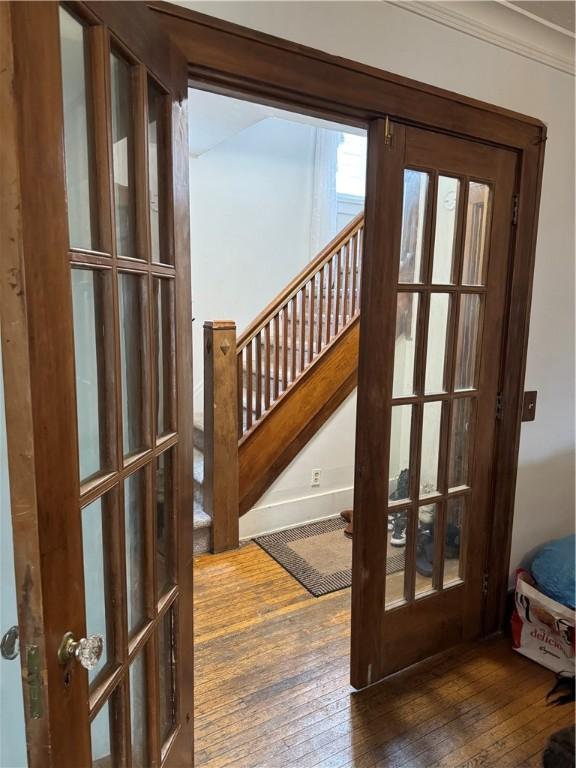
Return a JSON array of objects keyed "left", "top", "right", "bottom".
[
  {"left": 392, "top": 293, "right": 419, "bottom": 398},
  {"left": 389, "top": 405, "right": 412, "bottom": 503},
  {"left": 118, "top": 273, "right": 145, "bottom": 457},
  {"left": 91, "top": 700, "right": 112, "bottom": 766},
  {"left": 444, "top": 497, "right": 465, "bottom": 585},
  {"left": 158, "top": 606, "right": 177, "bottom": 745},
  {"left": 82, "top": 497, "right": 109, "bottom": 684},
  {"left": 125, "top": 470, "right": 146, "bottom": 637},
  {"left": 72, "top": 269, "right": 105, "bottom": 482},
  {"left": 420, "top": 401, "right": 442, "bottom": 498},
  {"left": 425, "top": 293, "right": 450, "bottom": 395},
  {"left": 385, "top": 509, "right": 409, "bottom": 609},
  {"left": 130, "top": 652, "right": 148, "bottom": 767},
  {"left": 156, "top": 450, "right": 174, "bottom": 598},
  {"left": 432, "top": 176, "right": 460, "bottom": 284},
  {"left": 415, "top": 504, "right": 438, "bottom": 598},
  {"left": 462, "top": 183, "right": 491, "bottom": 286},
  {"left": 399, "top": 171, "right": 428, "bottom": 283},
  {"left": 59, "top": 8, "right": 96, "bottom": 250},
  {"left": 111, "top": 53, "right": 136, "bottom": 258},
  {"left": 454, "top": 294, "right": 481, "bottom": 391},
  {"left": 449, "top": 398, "right": 474, "bottom": 489},
  {"left": 148, "top": 80, "right": 169, "bottom": 264}
]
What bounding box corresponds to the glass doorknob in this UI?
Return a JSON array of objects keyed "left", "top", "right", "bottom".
[{"left": 58, "top": 631, "right": 103, "bottom": 671}]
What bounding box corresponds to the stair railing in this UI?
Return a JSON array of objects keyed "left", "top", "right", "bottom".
[{"left": 236, "top": 213, "right": 364, "bottom": 439}]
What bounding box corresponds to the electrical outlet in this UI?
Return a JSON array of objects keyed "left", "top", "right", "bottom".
[{"left": 311, "top": 469, "right": 321, "bottom": 487}]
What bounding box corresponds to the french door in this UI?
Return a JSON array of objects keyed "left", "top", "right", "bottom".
[
  {"left": 1, "top": 3, "right": 193, "bottom": 766},
  {"left": 351, "top": 120, "right": 517, "bottom": 687}
]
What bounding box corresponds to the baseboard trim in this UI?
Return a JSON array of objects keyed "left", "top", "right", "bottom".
[{"left": 240, "top": 485, "right": 354, "bottom": 539}]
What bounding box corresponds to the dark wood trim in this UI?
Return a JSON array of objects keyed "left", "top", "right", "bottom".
[
  {"left": 150, "top": 1, "right": 544, "bottom": 150},
  {"left": 483, "top": 138, "right": 547, "bottom": 636},
  {"left": 351, "top": 120, "right": 406, "bottom": 689},
  {"left": 167, "top": 79, "right": 195, "bottom": 768},
  {"left": 239, "top": 319, "right": 360, "bottom": 516},
  {"left": 81, "top": 1, "right": 186, "bottom": 99}
]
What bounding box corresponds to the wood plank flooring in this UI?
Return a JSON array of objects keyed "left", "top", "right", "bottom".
[{"left": 194, "top": 543, "right": 572, "bottom": 768}]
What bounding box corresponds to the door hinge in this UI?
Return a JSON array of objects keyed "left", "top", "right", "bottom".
[
  {"left": 483, "top": 572, "right": 489, "bottom": 595},
  {"left": 496, "top": 392, "right": 503, "bottom": 420},
  {"left": 512, "top": 194, "right": 519, "bottom": 225},
  {"left": 384, "top": 116, "right": 393, "bottom": 146}
]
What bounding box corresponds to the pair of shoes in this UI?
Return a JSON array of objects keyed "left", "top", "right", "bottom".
[
  {"left": 340, "top": 509, "right": 352, "bottom": 523},
  {"left": 340, "top": 509, "right": 353, "bottom": 538},
  {"left": 390, "top": 512, "right": 407, "bottom": 547},
  {"left": 390, "top": 468, "right": 409, "bottom": 501},
  {"left": 415, "top": 528, "right": 434, "bottom": 577}
]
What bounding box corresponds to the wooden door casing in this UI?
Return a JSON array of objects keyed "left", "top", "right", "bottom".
[
  {"left": 351, "top": 121, "right": 517, "bottom": 688},
  {"left": 152, "top": 1, "right": 546, "bottom": 645},
  {"left": 0, "top": 3, "right": 193, "bottom": 766}
]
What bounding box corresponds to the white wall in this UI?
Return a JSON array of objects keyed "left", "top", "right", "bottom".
[
  {"left": 190, "top": 116, "right": 317, "bottom": 419},
  {"left": 184, "top": 1, "right": 575, "bottom": 569}
]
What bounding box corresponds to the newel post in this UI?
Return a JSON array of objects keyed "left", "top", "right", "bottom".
[{"left": 203, "top": 321, "right": 240, "bottom": 553}]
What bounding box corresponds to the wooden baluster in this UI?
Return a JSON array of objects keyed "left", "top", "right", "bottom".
[
  {"left": 351, "top": 232, "right": 358, "bottom": 316},
  {"left": 335, "top": 246, "right": 343, "bottom": 334},
  {"left": 264, "top": 323, "right": 271, "bottom": 411},
  {"left": 316, "top": 265, "right": 324, "bottom": 354},
  {"left": 325, "top": 257, "right": 333, "bottom": 345},
  {"left": 291, "top": 295, "right": 297, "bottom": 382},
  {"left": 308, "top": 276, "right": 315, "bottom": 363},
  {"left": 255, "top": 330, "right": 262, "bottom": 421},
  {"left": 299, "top": 287, "right": 306, "bottom": 373},
  {"left": 343, "top": 236, "right": 351, "bottom": 326},
  {"left": 273, "top": 313, "right": 280, "bottom": 400},
  {"left": 203, "top": 321, "right": 239, "bottom": 552},
  {"left": 282, "top": 306, "right": 289, "bottom": 390},
  {"left": 237, "top": 352, "right": 244, "bottom": 438},
  {"left": 245, "top": 338, "right": 253, "bottom": 430}
]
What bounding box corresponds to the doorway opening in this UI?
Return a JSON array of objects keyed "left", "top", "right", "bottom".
[
  {"left": 187, "top": 87, "right": 369, "bottom": 753},
  {"left": 188, "top": 87, "right": 367, "bottom": 558}
]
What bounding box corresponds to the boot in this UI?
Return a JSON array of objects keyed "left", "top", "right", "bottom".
[{"left": 340, "top": 509, "right": 352, "bottom": 523}]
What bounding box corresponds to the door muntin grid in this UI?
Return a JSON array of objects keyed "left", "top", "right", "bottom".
[
  {"left": 60, "top": 6, "right": 180, "bottom": 764},
  {"left": 386, "top": 168, "right": 493, "bottom": 610}
]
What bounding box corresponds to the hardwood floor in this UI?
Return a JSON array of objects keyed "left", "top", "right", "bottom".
[{"left": 194, "top": 543, "right": 572, "bottom": 768}]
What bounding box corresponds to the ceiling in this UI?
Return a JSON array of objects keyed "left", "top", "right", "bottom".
[
  {"left": 188, "top": 89, "right": 365, "bottom": 157},
  {"left": 507, "top": 1, "right": 575, "bottom": 34}
]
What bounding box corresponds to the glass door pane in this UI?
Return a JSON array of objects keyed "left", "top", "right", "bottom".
[
  {"left": 111, "top": 52, "right": 137, "bottom": 259},
  {"left": 118, "top": 273, "right": 148, "bottom": 457},
  {"left": 59, "top": 7, "right": 97, "bottom": 251}
]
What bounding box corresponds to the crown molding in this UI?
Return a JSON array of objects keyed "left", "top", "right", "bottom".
[{"left": 388, "top": 1, "right": 574, "bottom": 76}]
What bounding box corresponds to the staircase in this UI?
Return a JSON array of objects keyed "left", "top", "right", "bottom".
[{"left": 201, "top": 213, "right": 364, "bottom": 552}]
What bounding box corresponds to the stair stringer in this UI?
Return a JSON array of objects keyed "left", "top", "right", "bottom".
[{"left": 238, "top": 317, "right": 359, "bottom": 516}]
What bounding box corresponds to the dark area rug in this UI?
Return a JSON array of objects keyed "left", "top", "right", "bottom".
[{"left": 254, "top": 517, "right": 405, "bottom": 597}]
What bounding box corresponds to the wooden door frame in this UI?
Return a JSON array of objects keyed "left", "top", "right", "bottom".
[
  {"left": 0, "top": 2, "right": 193, "bottom": 766},
  {"left": 150, "top": 0, "right": 546, "bottom": 648}
]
